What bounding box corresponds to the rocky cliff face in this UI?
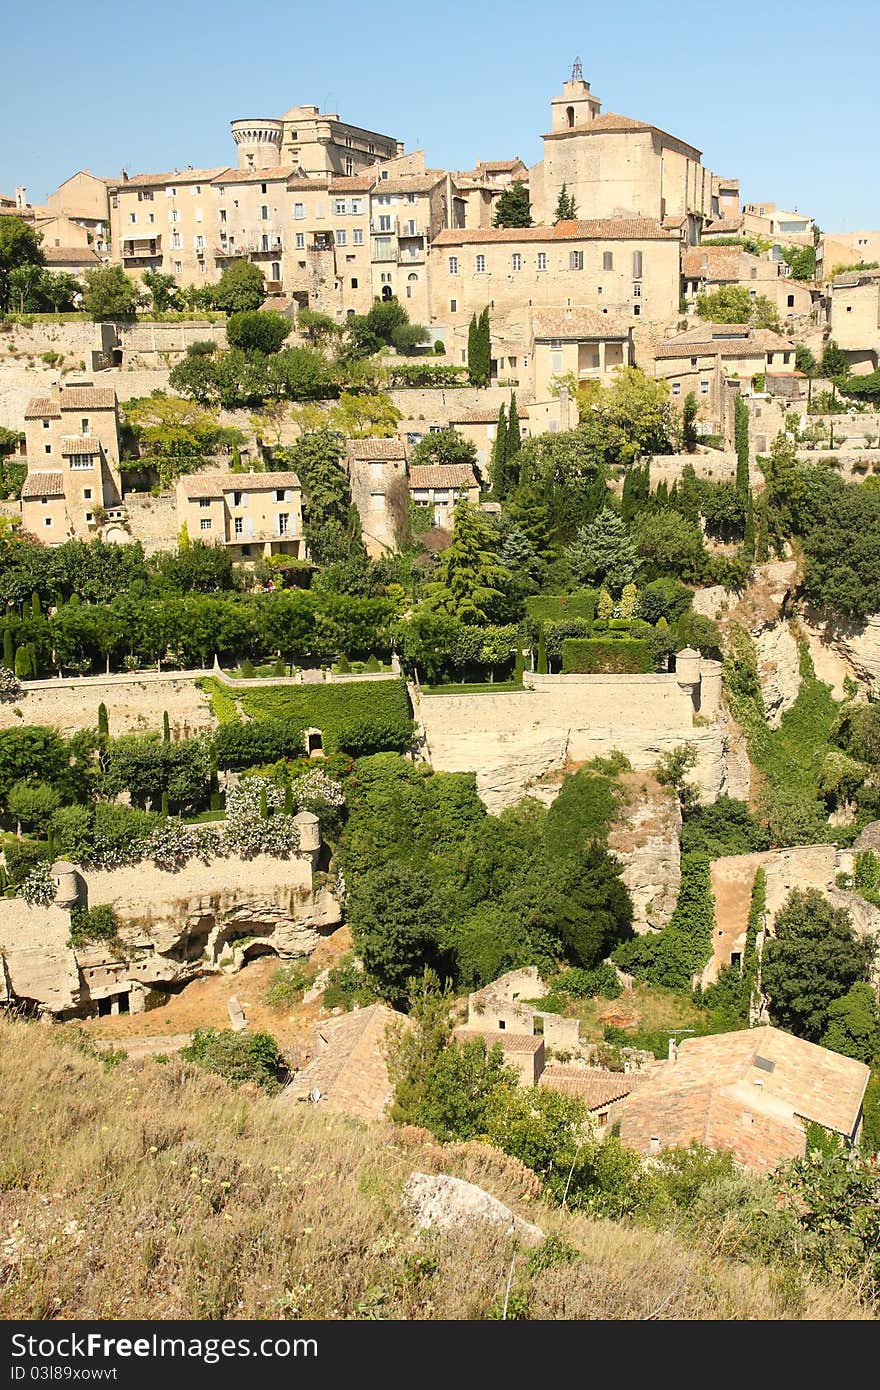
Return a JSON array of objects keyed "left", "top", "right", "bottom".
[
  {"left": 0, "top": 854, "right": 342, "bottom": 1018},
  {"left": 607, "top": 775, "right": 682, "bottom": 934}
]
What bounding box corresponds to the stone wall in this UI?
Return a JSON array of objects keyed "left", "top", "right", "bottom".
[
  {"left": 123, "top": 491, "right": 179, "bottom": 554},
  {"left": 0, "top": 674, "right": 215, "bottom": 737},
  {"left": 0, "top": 851, "right": 342, "bottom": 1018},
  {"left": 119, "top": 321, "right": 228, "bottom": 366},
  {"left": 414, "top": 662, "right": 729, "bottom": 812}
]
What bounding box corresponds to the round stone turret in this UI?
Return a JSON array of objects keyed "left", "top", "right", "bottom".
[
  {"left": 674, "top": 646, "right": 701, "bottom": 689},
  {"left": 292, "top": 810, "right": 321, "bottom": 854},
  {"left": 51, "top": 860, "right": 81, "bottom": 910},
  {"left": 231, "top": 119, "right": 283, "bottom": 170}
]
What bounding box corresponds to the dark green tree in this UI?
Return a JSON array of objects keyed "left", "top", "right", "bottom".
[
  {"left": 81, "top": 264, "right": 141, "bottom": 321},
  {"left": 554, "top": 184, "right": 578, "bottom": 222},
  {"left": 211, "top": 259, "right": 266, "bottom": 313},
  {"left": 492, "top": 180, "right": 532, "bottom": 229},
  {"left": 423, "top": 502, "right": 511, "bottom": 624},
  {"left": 734, "top": 394, "right": 750, "bottom": 500},
  {"left": 225, "top": 309, "right": 291, "bottom": 355},
  {"left": 820, "top": 339, "right": 850, "bottom": 380},
  {"left": 822, "top": 983, "right": 880, "bottom": 1064},
  {"left": 682, "top": 392, "right": 698, "bottom": 454},
  {"left": 349, "top": 863, "right": 445, "bottom": 1005},
  {"left": 489, "top": 402, "right": 508, "bottom": 497},
  {"left": 761, "top": 889, "right": 875, "bottom": 1043},
  {"left": 0, "top": 217, "right": 45, "bottom": 313}
]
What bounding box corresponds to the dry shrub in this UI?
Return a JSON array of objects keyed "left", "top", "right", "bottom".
[{"left": 0, "top": 1017, "right": 870, "bottom": 1321}]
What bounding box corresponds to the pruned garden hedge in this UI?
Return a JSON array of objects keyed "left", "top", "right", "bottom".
[{"left": 561, "top": 638, "right": 654, "bottom": 675}]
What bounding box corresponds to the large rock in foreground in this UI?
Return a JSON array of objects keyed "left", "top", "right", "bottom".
[{"left": 403, "top": 1172, "right": 545, "bottom": 1247}]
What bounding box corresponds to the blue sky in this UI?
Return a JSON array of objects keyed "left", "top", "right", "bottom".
[{"left": 3, "top": 0, "right": 878, "bottom": 230}]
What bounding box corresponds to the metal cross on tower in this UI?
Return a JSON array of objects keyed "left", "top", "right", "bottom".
[{"left": 571, "top": 56, "right": 584, "bottom": 81}]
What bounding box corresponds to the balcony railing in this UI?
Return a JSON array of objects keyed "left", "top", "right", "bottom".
[{"left": 398, "top": 248, "right": 425, "bottom": 263}]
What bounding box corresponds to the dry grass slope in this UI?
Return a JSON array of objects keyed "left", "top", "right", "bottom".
[{"left": 0, "top": 1017, "right": 870, "bottom": 1321}]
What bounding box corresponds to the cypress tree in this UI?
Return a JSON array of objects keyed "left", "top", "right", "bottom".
[
  {"left": 473, "top": 306, "right": 490, "bottom": 387},
  {"left": 2, "top": 627, "right": 13, "bottom": 670},
  {"left": 97, "top": 702, "right": 109, "bottom": 738},
  {"left": 31, "top": 592, "right": 42, "bottom": 619},
  {"left": 160, "top": 792, "right": 169, "bottom": 818},
  {"left": 554, "top": 184, "right": 578, "bottom": 222},
  {"left": 537, "top": 628, "right": 548, "bottom": 675},
  {"left": 466, "top": 313, "right": 478, "bottom": 385},
  {"left": 734, "top": 395, "right": 750, "bottom": 499},
  {"left": 162, "top": 710, "right": 171, "bottom": 742},
  {"left": 743, "top": 494, "right": 756, "bottom": 559},
  {"left": 14, "top": 646, "right": 30, "bottom": 680},
  {"left": 490, "top": 403, "right": 508, "bottom": 497},
  {"left": 507, "top": 393, "right": 521, "bottom": 462}
]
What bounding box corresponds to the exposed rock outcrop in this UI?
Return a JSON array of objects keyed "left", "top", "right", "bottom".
[
  {"left": 403, "top": 1172, "right": 545, "bottom": 1247},
  {"left": 753, "top": 621, "right": 801, "bottom": 728},
  {"left": 0, "top": 852, "right": 342, "bottom": 1019},
  {"left": 607, "top": 775, "right": 681, "bottom": 933}
]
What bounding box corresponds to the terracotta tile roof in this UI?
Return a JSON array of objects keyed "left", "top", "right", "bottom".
[
  {"left": 282, "top": 1003, "right": 409, "bottom": 1122},
  {"left": 61, "top": 436, "right": 100, "bottom": 455},
  {"left": 177, "top": 470, "right": 300, "bottom": 498},
  {"left": 373, "top": 172, "right": 445, "bottom": 194},
  {"left": 616, "top": 1026, "right": 870, "bottom": 1172},
  {"left": 450, "top": 404, "right": 530, "bottom": 423},
  {"left": 328, "top": 176, "right": 376, "bottom": 193},
  {"left": 42, "top": 246, "right": 103, "bottom": 266},
  {"left": 454, "top": 1026, "right": 543, "bottom": 1054},
  {"left": 112, "top": 168, "right": 229, "bottom": 190},
  {"left": 211, "top": 166, "right": 297, "bottom": 185},
  {"left": 21, "top": 471, "right": 64, "bottom": 498},
  {"left": 545, "top": 112, "right": 701, "bottom": 156},
  {"left": 347, "top": 438, "right": 406, "bottom": 460},
  {"left": 703, "top": 216, "right": 745, "bottom": 234},
  {"left": 476, "top": 159, "right": 526, "bottom": 172},
  {"left": 59, "top": 387, "right": 117, "bottom": 410},
  {"left": 531, "top": 307, "right": 629, "bottom": 339},
  {"left": 654, "top": 328, "right": 795, "bottom": 360},
  {"left": 409, "top": 464, "right": 479, "bottom": 490},
  {"left": 540, "top": 1066, "right": 647, "bottom": 1109},
  {"left": 25, "top": 397, "right": 61, "bottom": 419},
  {"left": 432, "top": 218, "right": 673, "bottom": 246}
]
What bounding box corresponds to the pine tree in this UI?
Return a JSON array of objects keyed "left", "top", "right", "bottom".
[
  {"left": 97, "top": 702, "right": 109, "bottom": 738},
  {"left": 490, "top": 402, "right": 508, "bottom": 496},
  {"left": 734, "top": 394, "right": 750, "bottom": 499},
  {"left": 554, "top": 184, "right": 578, "bottom": 222},
  {"left": 537, "top": 628, "right": 548, "bottom": 675},
  {"left": 2, "top": 627, "right": 13, "bottom": 670},
  {"left": 492, "top": 180, "right": 532, "bottom": 228}
]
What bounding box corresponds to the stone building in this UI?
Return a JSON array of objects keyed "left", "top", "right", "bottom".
[
  {"left": 615, "top": 1026, "right": 870, "bottom": 1172},
  {"left": 20, "top": 383, "right": 123, "bottom": 542},
  {"left": 429, "top": 218, "right": 681, "bottom": 347},
  {"left": 231, "top": 104, "right": 401, "bottom": 175},
  {"left": 817, "top": 229, "right": 880, "bottom": 284},
  {"left": 530, "top": 68, "right": 719, "bottom": 240},
  {"left": 741, "top": 201, "right": 815, "bottom": 247},
  {"left": 681, "top": 245, "right": 815, "bottom": 323},
  {"left": 652, "top": 324, "right": 798, "bottom": 437},
  {"left": 529, "top": 306, "right": 633, "bottom": 400},
  {"left": 346, "top": 437, "right": 407, "bottom": 557},
  {"left": 827, "top": 267, "right": 880, "bottom": 374},
  {"left": 110, "top": 167, "right": 229, "bottom": 287},
  {"left": 43, "top": 171, "right": 112, "bottom": 251},
  {"left": 408, "top": 463, "right": 480, "bottom": 529},
  {"left": 175, "top": 470, "right": 305, "bottom": 562},
  {"left": 282, "top": 1003, "right": 410, "bottom": 1122}
]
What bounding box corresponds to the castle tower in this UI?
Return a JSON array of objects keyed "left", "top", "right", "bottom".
[{"left": 231, "top": 119, "right": 284, "bottom": 170}]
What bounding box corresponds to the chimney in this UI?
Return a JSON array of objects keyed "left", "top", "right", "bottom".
[{"left": 15, "top": 185, "right": 26, "bottom": 208}]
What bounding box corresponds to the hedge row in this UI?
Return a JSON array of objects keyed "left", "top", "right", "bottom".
[{"left": 561, "top": 639, "right": 654, "bottom": 675}]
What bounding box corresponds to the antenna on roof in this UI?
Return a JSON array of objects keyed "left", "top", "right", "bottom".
[{"left": 571, "top": 56, "right": 584, "bottom": 82}]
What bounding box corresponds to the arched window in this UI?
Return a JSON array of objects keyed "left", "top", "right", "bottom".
[
  {"left": 407, "top": 272, "right": 418, "bottom": 281},
  {"left": 566, "top": 105, "right": 575, "bottom": 128}
]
